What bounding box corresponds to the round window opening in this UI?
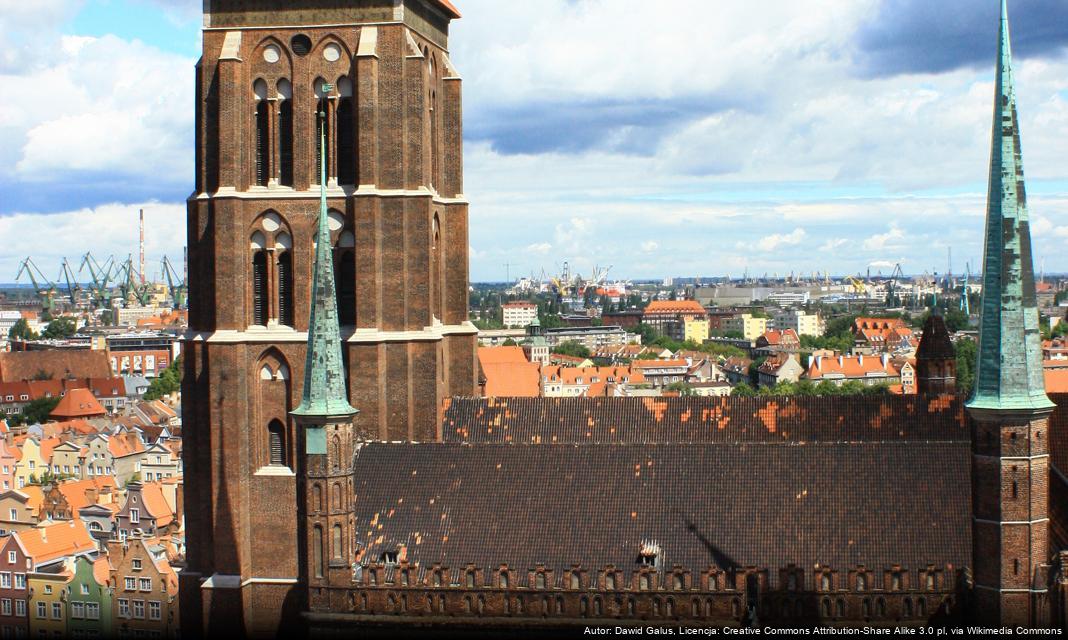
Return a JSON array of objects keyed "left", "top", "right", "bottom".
[
  {"left": 262, "top": 45, "right": 280, "bottom": 63},
  {"left": 324, "top": 44, "right": 341, "bottom": 62},
  {"left": 291, "top": 34, "right": 312, "bottom": 56}
]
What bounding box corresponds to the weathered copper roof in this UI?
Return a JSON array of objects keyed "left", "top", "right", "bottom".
[{"left": 969, "top": 0, "right": 1053, "bottom": 412}]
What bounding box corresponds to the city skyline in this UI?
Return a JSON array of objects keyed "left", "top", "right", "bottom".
[{"left": 1, "top": 0, "right": 1067, "bottom": 281}]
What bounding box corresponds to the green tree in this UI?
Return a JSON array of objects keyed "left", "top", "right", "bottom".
[
  {"left": 144, "top": 356, "right": 183, "bottom": 401},
  {"left": 665, "top": 381, "right": 695, "bottom": 396},
  {"left": 731, "top": 382, "right": 757, "bottom": 397},
  {"left": 954, "top": 338, "right": 977, "bottom": 397},
  {"left": 628, "top": 322, "right": 658, "bottom": 345},
  {"left": 10, "top": 397, "right": 61, "bottom": 426},
  {"left": 540, "top": 314, "right": 565, "bottom": 329},
  {"left": 551, "top": 341, "right": 591, "bottom": 359},
  {"left": 30, "top": 369, "right": 53, "bottom": 381},
  {"left": 41, "top": 316, "right": 77, "bottom": 339},
  {"left": 502, "top": 338, "right": 518, "bottom": 347},
  {"left": 7, "top": 318, "right": 37, "bottom": 341}
]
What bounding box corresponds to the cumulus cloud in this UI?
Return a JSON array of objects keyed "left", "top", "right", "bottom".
[
  {"left": 862, "top": 225, "right": 907, "bottom": 251},
  {"left": 0, "top": 201, "right": 186, "bottom": 280},
  {"left": 752, "top": 228, "right": 807, "bottom": 252},
  {"left": 641, "top": 241, "right": 659, "bottom": 253}
]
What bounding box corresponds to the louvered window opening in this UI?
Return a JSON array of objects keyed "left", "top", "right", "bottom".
[
  {"left": 268, "top": 422, "right": 284, "bottom": 466},
  {"left": 337, "top": 98, "right": 356, "bottom": 185},
  {"left": 254, "top": 102, "right": 269, "bottom": 186},
  {"left": 252, "top": 252, "right": 268, "bottom": 326},
  {"left": 279, "top": 101, "right": 294, "bottom": 186},
  {"left": 277, "top": 252, "right": 293, "bottom": 327}
]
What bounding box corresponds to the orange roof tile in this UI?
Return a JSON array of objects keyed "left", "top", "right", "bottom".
[
  {"left": 16, "top": 519, "right": 95, "bottom": 566},
  {"left": 480, "top": 362, "right": 541, "bottom": 397},
  {"left": 57, "top": 476, "right": 116, "bottom": 512},
  {"left": 108, "top": 433, "right": 145, "bottom": 458},
  {"left": 92, "top": 556, "right": 111, "bottom": 587},
  {"left": 50, "top": 388, "right": 107, "bottom": 419},
  {"left": 38, "top": 436, "right": 62, "bottom": 462},
  {"left": 806, "top": 354, "right": 898, "bottom": 380},
  {"left": 1046, "top": 368, "right": 1068, "bottom": 393},
  {"left": 477, "top": 346, "right": 529, "bottom": 366},
  {"left": 139, "top": 483, "right": 175, "bottom": 527},
  {"left": 644, "top": 300, "right": 707, "bottom": 315}
]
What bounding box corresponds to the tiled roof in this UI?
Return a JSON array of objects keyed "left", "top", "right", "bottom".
[
  {"left": 477, "top": 347, "right": 528, "bottom": 366},
  {"left": 1047, "top": 368, "right": 1068, "bottom": 394},
  {"left": 643, "top": 300, "right": 707, "bottom": 315},
  {"left": 16, "top": 519, "right": 95, "bottom": 566},
  {"left": 351, "top": 441, "right": 971, "bottom": 576},
  {"left": 806, "top": 354, "right": 899, "bottom": 380},
  {"left": 631, "top": 359, "right": 688, "bottom": 369},
  {"left": 139, "top": 483, "right": 175, "bottom": 527},
  {"left": 540, "top": 366, "right": 645, "bottom": 386},
  {"left": 38, "top": 436, "right": 62, "bottom": 462},
  {"left": 50, "top": 388, "right": 107, "bottom": 419},
  {"left": 481, "top": 363, "right": 540, "bottom": 398},
  {"left": 108, "top": 433, "right": 145, "bottom": 458},
  {"left": 0, "top": 351, "right": 111, "bottom": 383},
  {"left": 441, "top": 396, "right": 969, "bottom": 445},
  {"left": 57, "top": 477, "right": 116, "bottom": 512}
]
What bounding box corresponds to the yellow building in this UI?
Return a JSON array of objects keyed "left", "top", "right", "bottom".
[
  {"left": 723, "top": 314, "right": 768, "bottom": 341},
  {"left": 683, "top": 317, "right": 710, "bottom": 344},
  {"left": 28, "top": 561, "right": 74, "bottom": 637},
  {"left": 14, "top": 438, "right": 47, "bottom": 490}
]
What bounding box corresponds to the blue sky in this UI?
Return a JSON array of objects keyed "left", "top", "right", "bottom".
[{"left": 1, "top": 0, "right": 1067, "bottom": 283}]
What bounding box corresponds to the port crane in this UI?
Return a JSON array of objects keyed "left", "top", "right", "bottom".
[
  {"left": 15, "top": 257, "right": 57, "bottom": 314},
  {"left": 78, "top": 252, "right": 116, "bottom": 309},
  {"left": 160, "top": 255, "right": 187, "bottom": 308},
  {"left": 57, "top": 258, "right": 83, "bottom": 307}
]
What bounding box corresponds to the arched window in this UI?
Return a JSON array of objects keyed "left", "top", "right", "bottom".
[
  {"left": 312, "top": 484, "right": 322, "bottom": 512},
  {"left": 336, "top": 77, "right": 356, "bottom": 185},
  {"left": 431, "top": 213, "right": 441, "bottom": 318},
  {"left": 466, "top": 572, "right": 475, "bottom": 588},
  {"left": 861, "top": 598, "right": 871, "bottom": 618},
  {"left": 500, "top": 572, "right": 509, "bottom": 589},
  {"left": 277, "top": 79, "right": 294, "bottom": 186},
  {"left": 313, "top": 525, "right": 324, "bottom": 578},
  {"left": 332, "top": 435, "right": 341, "bottom": 470},
  {"left": 427, "top": 55, "right": 439, "bottom": 189},
  {"left": 314, "top": 79, "right": 331, "bottom": 182},
  {"left": 917, "top": 597, "right": 926, "bottom": 617},
  {"left": 835, "top": 598, "right": 845, "bottom": 618},
  {"left": 581, "top": 597, "right": 589, "bottom": 616},
  {"left": 334, "top": 224, "right": 355, "bottom": 326},
  {"left": 570, "top": 573, "right": 580, "bottom": 590},
  {"left": 821, "top": 598, "right": 831, "bottom": 618},
  {"left": 593, "top": 597, "right": 602, "bottom": 616},
  {"left": 903, "top": 598, "right": 913, "bottom": 618},
  {"left": 639, "top": 574, "right": 650, "bottom": 591},
  {"left": 276, "top": 248, "right": 293, "bottom": 327},
  {"left": 253, "top": 79, "right": 270, "bottom": 186},
  {"left": 535, "top": 572, "right": 545, "bottom": 589},
  {"left": 666, "top": 598, "right": 674, "bottom": 618},
  {"left": 820, "top": 573, "right": 831, "bottom": 591},
  {"left": 251, "top": 241, "right": 268, "bottom": 326},
  {"left": 332, "top": 523, "right": 342, "bottom": 559},
  {"left": 857, "top": 573, "right": 867, "bottom": 591},
  {"left": 267, "top": 420, "right": 286, "bottom": 466}
]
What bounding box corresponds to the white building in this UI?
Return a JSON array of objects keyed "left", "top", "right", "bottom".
[{"left": 501, "top": 302, "right": 538, "bottom": 328}]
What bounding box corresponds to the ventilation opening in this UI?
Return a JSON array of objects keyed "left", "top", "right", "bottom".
[{"left": 291, "top": 34, "right": 312, "bottom": 56}]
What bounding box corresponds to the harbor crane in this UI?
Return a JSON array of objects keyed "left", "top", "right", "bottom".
[
  {"left": 78, "top": 252, "right": 116, "bottom": 309},
  {"left": 57, "top": 258, "right": 83, "bottom": 307},
  {"left": 160, "top": 255, "right": 187, "bottom": 309},
  {"left": 15, "top": 257, "right": 57, "bottom": 314}
]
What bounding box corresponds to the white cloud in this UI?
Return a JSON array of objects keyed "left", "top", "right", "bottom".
[
  {"left": 7, "top": 34, "right": 192, "bottom": 181},
  {"left": 862, "top": 225, "right": 906, "bottom": 251},
  {"left": 524, "top": 242, "right": 552, "bottom": 255},
  {"left": 641, "top": 241, "right": 659, "bottom": 253},
  {"left": 754, "top": 227, "right": 807, "bottom": 252},
  {"left": 0, "top": 201, "right": 186, "bottom": 280},
  {"left": 820, "top": 238, "right": 849, "bottom": 251}
]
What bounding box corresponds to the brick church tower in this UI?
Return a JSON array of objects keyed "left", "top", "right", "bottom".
[
  {"left": 967, "top": 0, "right": 1056, "bottom": 627},
  {"left": 180, "top": 1, "right": 475, "bottom": 636}
]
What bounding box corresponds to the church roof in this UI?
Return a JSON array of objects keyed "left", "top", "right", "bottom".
[
  {"left": 916, "top": 313, "right": 956, "bottom": 362},
  {"left": 441, "top": 396, "right": 969, "bottom": 445},
  {"left": 969, "top": 0, "right": 1053, "bottom": 413},
  {"left": 351, "top": 441, "right": 972, "bottom": 577}
]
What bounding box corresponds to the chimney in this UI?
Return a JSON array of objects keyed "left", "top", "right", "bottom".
[
  {"left": 882, "top": 353, "right": 889, "bottom": 368},
  {"left": 858, "top": 354, "right": 864, "bottom": 367}
]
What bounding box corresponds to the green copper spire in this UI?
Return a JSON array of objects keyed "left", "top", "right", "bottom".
[
  {"left": 968, "top": 0, "right": 1053, "bottom": 412},
  {"left": 292, "top": 89, "right": 358, "bottom": 419}
]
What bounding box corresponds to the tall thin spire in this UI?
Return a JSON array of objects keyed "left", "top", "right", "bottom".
[
  {"left": 967, "top": 0, "right": 1053, "bottom": 412},
  {"left": 292, "top": 86, "right": 357, "bottom": 419}
]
